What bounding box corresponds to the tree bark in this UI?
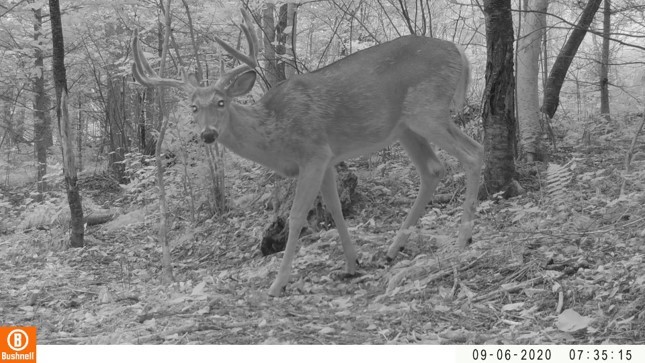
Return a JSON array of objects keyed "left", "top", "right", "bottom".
[
  {"left": 156, "top": 0, "right": 174, "bottom": 284},
  {"left": 77, "top": 96, "right": 83, "bottom": 171},
  {"left": 262, "top": 3, "right": 280, "bottom": 86},
  {"left": 542, "top": 0, "right": 602, "bottom": 118},
  {"left": 600, "top": 0, "right": 611, "bottom": 120},
  {"left": 275, "top": 3, "right": 298, "bottom": 79},
  {"left": 32, "top": 7, "right": 49, "bottom": 197},
  {"left": 181, "top": 0, "right": 203, "bottom": 83},
  {"left": 106, "top": 76, "right": 127, "bottom": 182},
  {"left": 482, "top": 0, "right": 518, "bottom": 196},
  {"left": 281, "top": 3, "right": 298, "bottom": 78},
  {"left": 49, "top": 0, "right": 84, "bottom": 247},
  {"left": 275, "top": 4, "right": 287, "bottom": 81},
  {"left": 517, "top": 0, "right": 548, "bottom": 162}
]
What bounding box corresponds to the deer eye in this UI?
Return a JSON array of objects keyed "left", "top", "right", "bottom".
[
  {"left": 217, "top": 100, "right": 225, "bottom": 108},
  {"left": 191, "top": 105, "right": 198, "bottom": 113}
]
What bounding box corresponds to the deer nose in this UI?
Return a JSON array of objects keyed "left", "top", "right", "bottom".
[{"left": 201, "top": 129, "right": 219, "bottom": 144}]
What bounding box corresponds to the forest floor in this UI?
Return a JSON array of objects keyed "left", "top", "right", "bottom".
[{"left": 1, "top": 117, "right": 645, "bottom": 345}]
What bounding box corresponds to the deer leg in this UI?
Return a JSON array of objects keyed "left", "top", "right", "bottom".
[
  {"left": 268, "top": 160, "right": 328, "bottom": 297},
  {"left": 410, "top": 122, "right": 483, "bottom": 248},
  {"left": 445, "top": 126, "right": 484, "bottom": 247},
  {"left": 320, "top": 166, "right": 358, "bottom": 275},
  {"left": 386, "top": 129, "right": 445, "bottom": 261}
]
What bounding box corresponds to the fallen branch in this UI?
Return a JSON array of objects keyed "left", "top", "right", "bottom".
[
  {"left": 84, "top": 211, "right": 115, "bottom": 226},
  {"left": 472, "top": 276, "right": 545, "bottom": 303},
  {"left": 386, "top": 251, "right": 488, "bottom": 293}
]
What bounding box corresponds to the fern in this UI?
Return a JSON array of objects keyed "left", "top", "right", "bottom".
[
  {"left": 546, "top": 161, "right": 574, "bottom": 201},
  {"left": 19, "top": 202, "right": 64, "bottom": 230}
]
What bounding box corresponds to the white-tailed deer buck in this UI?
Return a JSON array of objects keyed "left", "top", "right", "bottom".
[{"left": 132, "top": 9, "right": 483, "bottom": 297}]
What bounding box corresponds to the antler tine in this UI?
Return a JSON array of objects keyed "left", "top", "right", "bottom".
[
  {"left": 132, "top": 31, "right": 154, "bottom": 78},
  {"left": 131, "top": 29, "right": 192, "bottom": 91},
  {"left": 212, "top": 8, "right": 258, "bottom": 69},
  {"left": 240, "top": 9, "right": 258, "bottom": 67}
]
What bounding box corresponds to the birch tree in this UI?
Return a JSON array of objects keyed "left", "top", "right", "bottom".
[{"left": 517, "top": 0, "right": 548, "bottom": 161}]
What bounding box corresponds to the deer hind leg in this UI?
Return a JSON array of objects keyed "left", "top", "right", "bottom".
[
  {"left": 320, "top": 166, "right": 358, "bottom": 275},
  {"left": 268, "top": 158, "right": 329, "bottom": 297},
  {"left": 386, "top": 129, "right": 445, "bottom": 261},
  {"left": 409, "top": 120, "right": 484, "bottom": 248}
]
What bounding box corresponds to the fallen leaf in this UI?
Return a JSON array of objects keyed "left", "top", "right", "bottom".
[
  {"left": 502, "top": 302, "right": 525, "bottom": 312},
  {"left": 319, "top": 326, "right": 335, "bottom": 335},
  {"left": 555, "top": 309, "right": 593, "bottom": 332},
  {"left": 191, "top": 281, "right": 207, "bottom": 296}
]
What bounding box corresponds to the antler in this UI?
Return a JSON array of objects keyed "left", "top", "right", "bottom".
[
  {"left": 132, "top": 9, "right": 257, "bottom": 90},
  {"left": 131, "top": 29, "right": 194, "bottom": 91},
  {"left": 213, "top": 9, "right": 259, "bottom": 84}
]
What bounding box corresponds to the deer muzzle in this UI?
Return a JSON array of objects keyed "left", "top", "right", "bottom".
[{"left": 201, "top": 128, "right": 219, "bottom": 144}]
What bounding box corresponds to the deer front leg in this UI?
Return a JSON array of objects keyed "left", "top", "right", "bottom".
[
  {"left": 268, "top": 161, "right": 328, "bottom": 297},
  {"left": 320, "top": 167, "right": 358, "bottom": 275}
]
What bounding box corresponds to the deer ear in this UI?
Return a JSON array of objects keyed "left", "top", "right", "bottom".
[
  {"left": 180, "top": 69, "right": 200, "bottom": 88},
  {"left": 185, "top": 72, "right": 200, "bottom": 87},
  {"left": 226, "top": 70, "right": 256, "bottom": 97}
]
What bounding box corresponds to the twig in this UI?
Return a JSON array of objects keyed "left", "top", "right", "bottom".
[
  {"left": 135, "top": 322, "right": 198, "bottom": 343},
  {"left": 386, "top": 251, "right": 487, "bottom": 293},
  {"left": 555, "top": 282, "right": 564, "bottom": 314},
  {"left": 472, "top": 276, "right": 544, "bottom": 303},
  {"left": 459, "top": 251, "right": 489, "bottom": 271},
  {"left": 450, "top": 263, "right": 459, "bottom": 298},
  {"left": 622, "top": 217, "right": 645, "bottom": 228},
  {"left": 624, "top": 112, "right": 645, "bottom": 172},
  {"left": 39, "top": 336, "right": 87, "bottom": 344},
  {"left": 67, "top": 288, "right": 99, "bottom": 295}
]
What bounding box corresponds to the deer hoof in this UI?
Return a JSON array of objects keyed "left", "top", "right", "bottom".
[
  {"left": 385, "top": 248, "right": 404, "bottom": 263},
  {"left": 268, "top": 283, "right": 286, "bottom": 297}
]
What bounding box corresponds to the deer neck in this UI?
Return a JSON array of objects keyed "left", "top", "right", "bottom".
[{"left": 217, "top": 102, "right": 299, "bottom": 176}]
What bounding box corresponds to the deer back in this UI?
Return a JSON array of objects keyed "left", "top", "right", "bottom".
[{"left": 249, "top": 35, "right": 467, "bottom": 164}]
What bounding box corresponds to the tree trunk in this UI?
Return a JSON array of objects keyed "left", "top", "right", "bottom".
[
  {"left": 2, "top": 90, "right": 27, "bottom": 148},
  {"left": 542, "top": 0, "right": 602, "bottom": 118},
  {"left": 277, "top": 3, "right": 298, "bottom": 79},
  {"left": 141, "top": 88, "right": 157, "bottom": 155},
  {"left": 1, "top": 90, "right": 13, "bottom": 149},
  {"left": 204, "top": 144, "right": 227, "bottom": 215},
  {"left": 156, "top": 0, "right": 174, "bottom": 284},
  {"left": 49, "top": 0, "right": 84, "bottom": 248},
  {"left": 262, "top": 3, "right": 280, "bottom": 86},
  {"left": 32, "top": 7, "right": 49, "bottom": 197},
  {"left": 281, "top": 3, "right": 298, "bottom": 78},
  {"left": 155, "top": 18, "right": 166, "bottom": 131},
  {"left": 517, "top": 0, "right": 548, "bottom": 162},
  {"left": 182, "top": 0, "right": 203, "bottom": 83},
  {"left": 106, "top": 76, "right": 127, "bottom": 182},
  {"left": 77, "top": 96, "right": 83, "bottom": 171},
  {"left": 482, "top": 0, "right": 518, "bottom": 196},
  {"left": 275, "top": 5, "right": 287, "bottom": 81},
  {"left": 600, "top": 0, "right": 611, "bottom": 120}
]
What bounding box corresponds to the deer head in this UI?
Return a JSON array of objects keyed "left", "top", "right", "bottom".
[{"left": 131, "top": 9, "right": 259, "bottom": 144}]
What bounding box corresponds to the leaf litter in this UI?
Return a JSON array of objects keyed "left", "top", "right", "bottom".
[{"left": 1, "top": 127, "right": 645, "bottom": 345}]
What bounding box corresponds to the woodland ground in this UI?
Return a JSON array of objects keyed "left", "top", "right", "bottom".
[{"left": 1, "top": 115, "right": 644, "bottom": 345}]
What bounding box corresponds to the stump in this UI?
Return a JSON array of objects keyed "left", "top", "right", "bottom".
[{"left": 260, "top": 163, "right": 358, "bottom": 256}]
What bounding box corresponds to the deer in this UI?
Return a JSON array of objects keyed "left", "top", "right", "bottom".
[{"left": 131, "top": 9, "right": 483, "bottom": 297}]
